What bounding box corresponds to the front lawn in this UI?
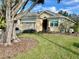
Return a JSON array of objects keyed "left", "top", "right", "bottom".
[{"left": 14, "top": 33, "right": 79, "bottom": 59}]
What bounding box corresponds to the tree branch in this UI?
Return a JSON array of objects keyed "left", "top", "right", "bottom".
[
  {"left": 0, "top": 10, "right": 3, "bottom": 16},
  {"left": 11, "top": 0, "right": 20, "bottom": 9},
  {"left": 14, "top": 0, "right": 39, "bottom": 20},
  {"left": 21, "top": 0, "right": 29, "bottom": 11},
  {"left": 11, "top": 0, "right": 26, "bottom": 16}
]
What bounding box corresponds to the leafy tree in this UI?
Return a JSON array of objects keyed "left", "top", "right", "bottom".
[
  {"left": 63, "top": 11, "right": 68, "bottom": 16},
  {"left": 58, "top": 10, "right": 63, "bottom": 14},
  {"left": 73, "top": 22, "right": 79, "bottom": 32},
  {"left": 58, "top": 10, "right": 69, "bottom": 17},
  {"left": 68, "top": 14, "right": 79, "bottom": 32},
  {"left": 0, "top": 0, "right": 62, "bottom": 45},
  {"left": 0, "top": 0, "right": 45, "bottom": 45}
]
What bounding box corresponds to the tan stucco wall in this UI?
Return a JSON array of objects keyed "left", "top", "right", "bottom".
[
  {"left": 39, "top": 13, "right": 51, "bottom": 19},
  {"left": 17, "top": 12, "right": 75, "bottom": 33},
  {"left": 35, "top": 19, "right": 42, "bottom": 32},
  {"left": 35, "top": 12, "right": 52, "bottom": 32}
]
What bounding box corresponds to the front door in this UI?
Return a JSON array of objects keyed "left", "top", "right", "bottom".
[{"left": 42, "top": 19, "right": 48, "bottom": 32}]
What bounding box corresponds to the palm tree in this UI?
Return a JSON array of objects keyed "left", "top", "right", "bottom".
[{"left": 0, "top": 0, "right": 62, "bottom": 46}]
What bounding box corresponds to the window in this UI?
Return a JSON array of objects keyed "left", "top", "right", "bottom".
[{"left": 50, "top": 20, "right": 58, "bottom": 27}]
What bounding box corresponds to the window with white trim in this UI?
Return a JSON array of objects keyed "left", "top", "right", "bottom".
[{"left": 50, "top": 20, "right": 58, "bottom": 27}]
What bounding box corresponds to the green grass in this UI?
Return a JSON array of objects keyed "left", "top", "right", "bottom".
[{"left": 14, "top": 33, "right": 79, "bottom": 59}]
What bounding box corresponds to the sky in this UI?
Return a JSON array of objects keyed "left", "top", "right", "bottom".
[
  {"left": 31, "top": 0, "right": 79, "bottom": 14},
  {"left": 0, "top": 0, "right": 79, "bottom": 15}
]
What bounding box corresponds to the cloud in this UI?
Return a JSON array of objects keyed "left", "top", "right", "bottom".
[
  {"left": 63, "top": 0, "right": 79, "bottom": 5},
  {"left": 74, "top": 0, "right": 79, "bottom": 2},
  {"left": 42, "top": 6, "right": 58, "bottom": 13},
  {"left": 49, "top": 7, "right": 57, "bottom": 13},
  {"left": 59, "top": 5, "right": 79, "bottom": 14},
  {"left": 32, "top": 5, "right": 43, "bottom": 11},
  {"left": 32, "top": 3, "right": 79, "bottom": 14},
  {"left": 32, "top": 5, "right": 58, "bottom": 13},
  {"left": 66, "top": 5, "right": 79, "bottom": 10}
]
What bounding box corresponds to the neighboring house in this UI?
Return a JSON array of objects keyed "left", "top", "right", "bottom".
[{"left": 16, "top": 10, "right": 75, "bottom": 33}]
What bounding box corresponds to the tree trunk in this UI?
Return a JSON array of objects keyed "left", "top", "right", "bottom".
[
  {"left": 12, "top": 23, "right": 16, "bottom": 40},
  {"left": 5, "top": 21, "right": 13, "bottom": 45},
  {"left": 12, "top": 22, "right": 20, "bottom": 43},
  {"left": 5, "top": 0, "right": 13, "bottom": 45},
  {"left": 5, "top": 0, "right": 20, "bottom": 45}
]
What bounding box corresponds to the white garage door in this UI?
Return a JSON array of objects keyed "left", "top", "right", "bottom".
[{"left": 22, "top": 22, "right": 35, "bottom": 30}]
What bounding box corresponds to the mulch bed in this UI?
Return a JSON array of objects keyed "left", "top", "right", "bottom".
[{"left": 0, "top": 38, "right": 38, "bottom": 59}]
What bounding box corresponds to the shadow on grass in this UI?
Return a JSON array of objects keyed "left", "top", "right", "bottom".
[
  {"left": 35, "top": 33, "right": 79, "bottom": 56},
  {"left": 73, "top": 43, "right": 79, "bottom": 48}
]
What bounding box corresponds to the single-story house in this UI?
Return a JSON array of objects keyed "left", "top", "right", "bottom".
[{"left": 16, "top": 10, "right": 75, "bottom": 33}]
